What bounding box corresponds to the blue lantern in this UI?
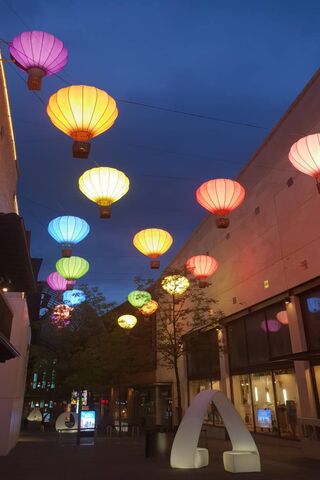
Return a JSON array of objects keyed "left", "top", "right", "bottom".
[
  {"left": 63, "top": 289, "right": 86, "bottom": 306},
  {"left": 48, "top": 216, "right": 90, "bottom": 257}
]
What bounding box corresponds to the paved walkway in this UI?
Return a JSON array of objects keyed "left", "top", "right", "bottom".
[{"left": 0, "top": 432, "right": 319, "bottom": 480}]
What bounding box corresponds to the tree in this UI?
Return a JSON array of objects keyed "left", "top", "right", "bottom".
[{"left": 152, "top": 268, "right": 222, "bottom": 424}]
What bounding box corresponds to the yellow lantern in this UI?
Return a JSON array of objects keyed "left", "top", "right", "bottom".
[
  {"left": 161, "top": 275, "right": 189, "bottom": 296},
  {"left": 79, "top": 167, "right": 130, "bottom": 218},
  {"left": 133, "top": 228, "right": 173, "bottom": 269},
  {"left": 47, "top": 85, "right": 118, "bottom": 158},
  {"left": 117, "top": 314, "right": 137, "bottom": 330},
  {"left": 139, "top": 300, "right": 159, "bottom": 316}
]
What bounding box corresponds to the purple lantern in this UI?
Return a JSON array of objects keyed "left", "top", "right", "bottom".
[
  {"left": 47, "top": 272, "right": 67, "bottom": 293},
  {"left": 10, "top": 31, "right": 68, "bottom": 90},
  {"left": 261, "top": 319, "right": 281, "bottom": 333}
]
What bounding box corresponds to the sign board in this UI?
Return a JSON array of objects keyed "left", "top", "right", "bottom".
[
  {"left": 257, "top": 409, "right": 272, "bottom": 428},
  {"left": 80, "top": 410, "right": 96, "bottom": 431}
]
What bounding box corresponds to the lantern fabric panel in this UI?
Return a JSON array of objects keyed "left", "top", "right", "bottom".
[
  {"left": 133, "top": 228, "right": 173, "bottom": 258},
  {"left": 63, "top": 289, "right": 86, "bottom": 306},
  {"left": 289, "top": 134, "right": 320, "bottom": 179},
  {"left": 48, "top": 216, "right": 90, "bottom": 245},
  {"left": 79, "top": 167, "right": 129, "bottom": 206},
  {"left": 47, "top": 85, "right": 118, "bottom": 141},
  {"left": 127, "top": 290, "right": 151, "bottom": 308},
  {"left": 56, "top": 256, "right": 89, "bottom": 280},
  {"left": 186, "top": 255, "right": 219, "bottom": 280},
  {"left": 139, "top": 300, "right": 159, "bottom": 316},
  {"left": 10, "top": 31, "right": 68, "bottom": 75},
  {"left": 161, "top": 275, "right": 189, "bottom": 296},
  {"left": 196, "top": 179, "right": 245, "bottom": 216},
  {"left": 118, "top": 314, "right": 137, "bottom": 330},
  {"left": 46, "top": 272, "right": 67, "bottom": 292}
]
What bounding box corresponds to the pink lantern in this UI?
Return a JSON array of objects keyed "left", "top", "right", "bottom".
[
  {"left": 196, "top": 178, "right": 245, "bottom": 228},
  {"left": 10, "top": 31, "right": 68, "bottom": 90},
  {"left": 289, "top": 134, "right": 320, "bottom": 191},
  {"left": 51, "top": 304, "right": 73, "bottom": 329},
  {"left": 47, "top": 272, "right": 67, "bottom": 292},
  {"left": 186, "top": 255, "right": 218, "bottom": 287},
  {"left": 261, "top": 319, "right": 281, "bottom": 332},
  {"left": 276, "top": 310, "right": 289, "bottom": 325}
]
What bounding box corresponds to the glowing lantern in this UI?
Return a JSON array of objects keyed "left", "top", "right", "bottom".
[
  {"left": 133, "top": 228, "right": 173, "bottom": 269},
  {"left": 117, "top": 314, "right": 137, "bottom": 330},
  {"left": 51, "top": 304, "right": 73, "bottom": 328},
  {"left": 196, "top": 178, "right": 245, "bottom": 228},
  {"left": 63, "top": 289, "right": 86, "bottom": 306},
  {"left": 10, "top": 31, "right": 68, "bottom": 91},
  {"left": 161, "top": 275, "right": 189, "bottom": 296},
  {"left": 139, "top": 300, "right": 159, "bottom": 316},
  {"left": 47, "top": 272, "right": 67, "bottom": 292},
  {"left": 276, "top": 310, "right": 289, "bottom": 325},
  {"left": 186, "top": 255, "right": 218, "bottom": 287},
  {"left": 261, "top": 319, "right": 281, "bottom": 332},
  {"left": 127, "top": 290, "right": 151, "bottom": 308},
  {"left": 48, "top": 216, "right": 90, "bottom": 257},
  {"left": 289, "top": 134, "right": 320, "bottom": 192},
  {"left": 79, "top": 167, "right": 129, "bottom": 218},
  {"left": 47, "top": 85, "right": 118, "bottom": 158},
  {"left": 56, "top": 256, "right": 89, "bottom": 289}
]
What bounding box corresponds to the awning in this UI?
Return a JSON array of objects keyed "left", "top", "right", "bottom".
[
  {"left": 0, "top": 213, "right": 37, "bottom": 293},
  {"left": 0, "top": 332, "right": 19, "bottom": 362}
]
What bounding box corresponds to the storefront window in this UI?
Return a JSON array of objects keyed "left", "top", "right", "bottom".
[
  {"left": 300, "top": 288, "right": 320, "bottom": 350},
  {"left": 232, "top": 374, "right": 254, "bottom": 431},
  {"left": 227, "top": 318, "right": 248, "bottom": 369},
  {"left": 266, "top": 304, "right": 292, "bottom": 358},
  {"left": 189, "top": 379, "right": 221, "bottom": 425},
  {"left": 250, "top": 372, "right": 278, "bottom": 435},
  {"left": 246, "top": 311, "right": 269, "bottom": 365},
  {"left": 274, "top": 369, "right": 299, "bottom": 438}
]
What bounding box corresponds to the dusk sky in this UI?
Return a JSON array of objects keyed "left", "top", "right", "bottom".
[{"left": 2, "top": 0, "right": 320, "bottom": 303}]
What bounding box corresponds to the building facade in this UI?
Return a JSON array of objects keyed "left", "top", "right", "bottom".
[
  {"left": 155, "top": 67, "right": 320, "bottom": 450},
  {"left": 0, "top": 51, "right": 38, "bottom": 455}
]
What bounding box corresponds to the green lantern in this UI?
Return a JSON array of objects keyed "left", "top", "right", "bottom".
[
  {"left": 127, "top": 290, "right": 151, "bottom": 308},
  {"left": 56, "top": 256, "right": 89, "bottom": 290}
]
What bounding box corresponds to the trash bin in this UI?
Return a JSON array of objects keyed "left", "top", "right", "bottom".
[{"left": 145, "top": 427, "right": 175, "bottom": 458}]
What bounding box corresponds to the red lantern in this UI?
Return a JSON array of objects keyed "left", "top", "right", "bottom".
[
  {"left": 186, "top": 255, "right": 218, "bottom": 287},
  {"left": 289, "top": 134, "right": 320, "bottom": 192},
  {"left": 196, "top": 178, "right": 245, "bottom": 228}
]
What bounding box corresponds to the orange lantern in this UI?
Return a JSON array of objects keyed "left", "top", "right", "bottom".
[
  {"left": 133, "top": 228, "right": 173, "bottom": 269},
  {"left": 196, "top": 178, "right": 245, "bottom": 228},
  {"left": 186, "top": 255, "right": 218, "bottom": 287},
  {"left": 289, "top": 134, "right": 320, "bottom": 192},
  {"left": 139, "top": 300, "right": 159, "bottom": 316}
]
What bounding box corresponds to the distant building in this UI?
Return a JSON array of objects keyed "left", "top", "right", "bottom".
[{"left": 0, "top": 51, "right": 41, "bottom": 455}]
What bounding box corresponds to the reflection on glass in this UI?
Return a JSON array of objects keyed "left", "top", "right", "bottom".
[
  {"left": 232, "top": 374, "right": 254, "bottom": 431},
  {"left": 189, "top": 379, "right": 221, "bottom": 425},
  {"left": 274, "top": 369, "right": 299, "bottom": 438},
  {"left": 307, "top": 297, "right": 320, "bottom": 313},
  {"left": 251, "top": 372, "right": 277, "bottom": 435}
]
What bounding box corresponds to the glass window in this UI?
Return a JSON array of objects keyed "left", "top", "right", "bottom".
[
  {"left": 227, "top": 319, "right": 248, "bottom": 370},
  {"left": 189, "top": 379, "right": 221, "bottom": 425},
  {"left": 274, "top": 369, "right": 299, "bottom": 438},
  {"left": 232, "top": 374, "right": 254, "bottom": 431},
  {"left": 186, "top": 330, "right": 220, "bottom": 379},
  {"left": 250, "top": 372, "right": 278, "bottom": 435},
  {"left": 265, "top": 304, "right": 292, "bottom": 358},
  {"left": 246, "top": 311, "right": 269, "bottom": 365},
  {"left": 300, "top": 288, "right": 320, "bottom": 350}
]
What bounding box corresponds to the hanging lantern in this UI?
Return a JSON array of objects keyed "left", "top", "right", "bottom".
[
  {"left": 261, "top": 319, "right": 281, "bottom": 333},
  {"left": 46, "top": 272, "right": 68, "bottom": 293},
  {"left": 289, "top": 134, "right": 320, "bottom": 192},
  {"left": 63, "top": 289, "right": 86, "bottom": 306},
  {"left": 56, "top": 256, "right": 89, "bottom": 289},
  {"left": 139, "top": 300, "right": 159, "bottom": 316},
  {"left": 186, "top": 255, "right": 219, "bottom": 287},
  {"left": 51, "top": 304, "right": 73, "bottom": 328},
  {"left": 117, "top": 314, "right": 137, "bottom": 330},
  {"left": 48, "top": 216, "right": 90, "bottom": 257},
  {"left": 47, "top": 85, "right": 118, "bottom": 158},
  {"left": 79, "top": 167, "right": 129, "bottom": 218},
  {"left": 127, "top": 290, "right": 151, "bottom": 308},
  {"left": 196, "top": 178, "right": 245, "bottom": 228},
  {"left": 133, "top": 228, "right": 173, "bottom": 269},
  {"left": 161, "top": 275, "right": 189, "bottom": 296},
  {"left": 10, "top": 31, "right": 68, "bottom": 91},
  {"left": 276, "top": 310, "right": 289, "bottom": 325}
]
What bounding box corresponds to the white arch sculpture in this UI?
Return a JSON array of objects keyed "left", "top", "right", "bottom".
[{"left": 170, "top": 390, "right": 261, "bottom": 473}]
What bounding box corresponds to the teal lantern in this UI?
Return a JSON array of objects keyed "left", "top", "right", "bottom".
[{"left": 127, "top": 290, "right": 151, "bottom": 308}]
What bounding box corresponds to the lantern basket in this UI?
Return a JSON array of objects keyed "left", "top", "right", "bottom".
[
  {"left": 216, "top": 217, "right": 229, "bottom": 229},
  {"left": 99, "top": 205, "right": 111, "bottom": 219},
  {"left": 72, "top": 141, "right": 90, "bottom": 159},
  {"left": 150, "top": 260, "right": 160, "bottom": 269},
  {"left": 27, "top": 67, "right": 45, "bottom": 90}
]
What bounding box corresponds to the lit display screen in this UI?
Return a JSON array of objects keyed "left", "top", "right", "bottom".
[
  {"left": 257, "top": 409, "right": 272, "bottom": 428},
  {"left": 80, "top": 410, "right": 96, "bottom": 431}
]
